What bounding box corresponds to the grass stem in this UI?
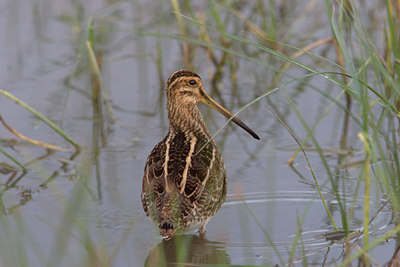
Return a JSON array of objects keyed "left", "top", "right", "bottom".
[{"left": 0, "top": 90, "right": 80, "bottom": 151}]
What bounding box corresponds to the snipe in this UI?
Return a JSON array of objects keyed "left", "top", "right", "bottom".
[{"left": 141, "top": 70, "right": 259, "bottom": 240}]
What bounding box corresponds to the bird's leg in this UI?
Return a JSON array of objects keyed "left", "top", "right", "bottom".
[{"left": 199, "top": 226, "right": 206, "bottom": 239}]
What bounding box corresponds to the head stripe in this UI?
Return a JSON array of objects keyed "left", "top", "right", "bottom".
[{"left": 167, "top": 70, "right": 200, "bottom": 87}]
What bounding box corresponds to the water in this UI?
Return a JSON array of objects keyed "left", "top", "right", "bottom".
[{"left": 0, "top": 0, "right": 396, "bottom": 266}]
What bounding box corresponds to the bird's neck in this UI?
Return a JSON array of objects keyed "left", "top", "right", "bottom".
[{"left": 167, "top": 101, "right": 212, "bottom": 139}]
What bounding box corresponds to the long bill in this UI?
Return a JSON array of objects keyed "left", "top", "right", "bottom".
[{"left": 200, "top": 88, "right": 260, "bottom": 140}]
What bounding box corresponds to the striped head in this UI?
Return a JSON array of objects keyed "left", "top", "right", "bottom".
[
  {"left": 165, "top": 70, "right": 260, "bottom": 140},
  {"left": 166, "top": 70, "right": 204, "bottom": 106}
]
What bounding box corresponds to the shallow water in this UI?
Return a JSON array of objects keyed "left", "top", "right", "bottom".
[{"left": 0, "top": 0, "right": 396, "bottom": 266}]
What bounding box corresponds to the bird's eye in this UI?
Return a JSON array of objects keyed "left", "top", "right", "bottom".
[{"left": 188, "top": 79, "right": 197, "bottom": 86}]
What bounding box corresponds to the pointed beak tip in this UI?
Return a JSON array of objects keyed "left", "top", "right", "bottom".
[{"left": 249, "top": 131, "right": 260, "bottom": 140}]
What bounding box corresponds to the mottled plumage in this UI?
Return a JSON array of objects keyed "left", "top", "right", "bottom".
[{"left": 142, "top": 70, "right": 259, "bottom": 240}]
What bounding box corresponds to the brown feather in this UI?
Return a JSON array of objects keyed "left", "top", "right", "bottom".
[{"left": 141, "top": 70, "right": 245, "bottom": 240}]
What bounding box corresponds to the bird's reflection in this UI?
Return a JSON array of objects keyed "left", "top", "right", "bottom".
[{"left": 145, "top": 234, "right": 230, "bottom": 267}]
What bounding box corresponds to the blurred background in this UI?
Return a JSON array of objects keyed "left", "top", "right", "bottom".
[{"left": 0, "top": 0, "right": 398, "bottom": 266}]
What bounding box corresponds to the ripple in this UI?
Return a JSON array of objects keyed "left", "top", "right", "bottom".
[
  {"left": 224, "top": 190, "right": 322, "bottom": 205},
  {"left": 203, "top": 190, "right": 394, "bottom": 265}
]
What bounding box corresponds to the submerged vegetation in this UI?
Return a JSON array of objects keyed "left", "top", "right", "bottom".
[{"left": 0, "top": 0, "right": 399, "bottom": 265}]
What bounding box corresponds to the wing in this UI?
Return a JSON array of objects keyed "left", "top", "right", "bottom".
[{"left": 141, "top": 136, "right": 167, "bottom": 217}]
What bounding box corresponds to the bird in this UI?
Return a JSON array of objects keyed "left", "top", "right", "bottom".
[{"left": 141, "top": 70, "right": 259, "bottom": 240}]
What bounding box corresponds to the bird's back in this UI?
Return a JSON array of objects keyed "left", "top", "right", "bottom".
[{"left": 141, "top": 130, "right": 227, "bottom": 238}]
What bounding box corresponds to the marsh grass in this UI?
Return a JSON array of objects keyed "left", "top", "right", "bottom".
[
  {"left": 162, "top": 0, "right": 400, "bottom": 265},
  {"left": 0, "top": 90, "right": 80, "bottom": 151},
  {"left": 1, "top": 0, "right": 400, "bottom": 266}
]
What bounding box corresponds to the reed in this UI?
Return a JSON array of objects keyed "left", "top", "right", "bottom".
[
  {"left": 158, "top": 0, "right": 400, "bottom": 264},
  {"left": 1, "top": 0, "right": 400, "bottom": 265}
]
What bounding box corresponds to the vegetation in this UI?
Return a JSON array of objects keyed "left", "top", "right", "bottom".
[{"left": 0, "top": 0, "right": 399, "bottom": 266}]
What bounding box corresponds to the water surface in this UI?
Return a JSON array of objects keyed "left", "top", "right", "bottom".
[{"left": 0, "top": 1, "right": 395, "bottom": 266}]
